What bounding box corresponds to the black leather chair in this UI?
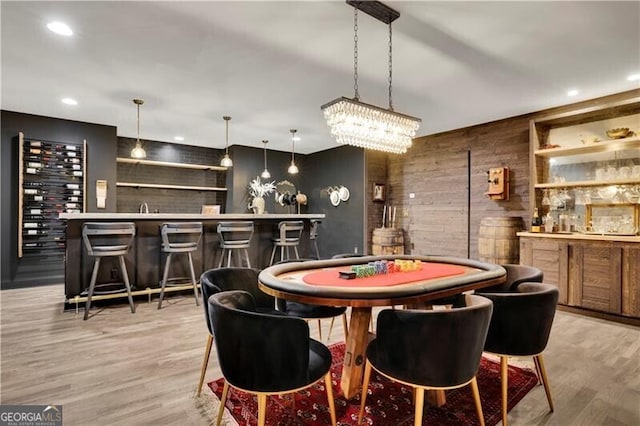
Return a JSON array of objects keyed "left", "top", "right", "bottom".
[
  {"left": 477, "top": 282, "right": 559, "bottom": 426},
  {"left": 482, "top": 264, "right": 544, "bottom": 292},
  {"left": 274, "top": 259, "right": 348, "bottom": 342},
  {"left": 208, "top": 290, "right": 337, "bottom": 426},
  {"left": 358, "top": 294, "right": 493, "bottom": 426},
  {"left": 196, "top": 267, "right": 278, "bottom": 396}
]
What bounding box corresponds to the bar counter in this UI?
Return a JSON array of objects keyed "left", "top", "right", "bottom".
[{"left": 59, "top": 213, "right": 325, "bottom": 301}]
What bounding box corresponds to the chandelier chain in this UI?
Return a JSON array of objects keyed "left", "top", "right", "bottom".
[
  {"left": 353, "top": 7, "right": 359, "bottom": 101},
  {"left": 136, "top": 103, "right": 140, "bottom": 141},
  {"left": 388, "top": 21, "right": 393, "bottom": 111}
]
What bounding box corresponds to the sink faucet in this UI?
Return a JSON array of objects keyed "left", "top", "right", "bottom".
[{"left": 139, "top": 203, "right": 149, "bottom": 214}]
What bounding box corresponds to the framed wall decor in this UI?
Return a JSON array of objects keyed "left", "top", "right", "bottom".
[{"left": 373, "top": 183, "right": 385, "bottom": 202}]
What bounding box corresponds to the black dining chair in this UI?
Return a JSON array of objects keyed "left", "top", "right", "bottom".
[
  {"left": 481, "top": 264, "right": 544, "bottom": 292},
  {"left": 196, "top": 267, "right": 279, "bottom": 397},
  {"left": 273, "top": 259, "right": 348, "bottom": 342},
  {"left": 208, "top": 290, "right": 337, "bottom": 426},
  {"left": 358, "top": 294, "right": 493, "bottom": 426},
  {"left": 477, "top": 282, "right": 559, "bottom": 426}
]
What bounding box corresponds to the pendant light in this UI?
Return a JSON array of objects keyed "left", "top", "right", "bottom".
[
  {"left": 130, "top": 99, "right": 146, "bottom": 159},
  {"left": 288, "top": 129, "right": 299, "bottom": 174},
  {"left": 260, "top": 140, "right": 271, "bottom": 179},
  {"left": 220, "top": 115, "right": 233, "bottom": 168}
]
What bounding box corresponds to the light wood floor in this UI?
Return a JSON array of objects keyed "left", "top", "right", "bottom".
[{"left": 1, "top": 284, "right": 639, "bottom": 425}]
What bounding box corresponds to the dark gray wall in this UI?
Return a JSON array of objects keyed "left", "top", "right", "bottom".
[
  {"left": 305, "top": 145, "right": 366, "bottom": 258},
  {"left": 1, "top": 110, "right": 117, "bottom": 288}
]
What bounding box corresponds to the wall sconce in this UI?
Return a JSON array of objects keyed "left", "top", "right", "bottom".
[{"left": 288, "top": 129, "right": 299, "bottom": 174}]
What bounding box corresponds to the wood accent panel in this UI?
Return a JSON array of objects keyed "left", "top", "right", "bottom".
[
  {"left": 622, "top": 245, "right": 640, "bottom": 317},
  {"left": 520, "top": 237, "right": 568, "bottom": 304},
  {"left": 570, "top": 243, "right": 622, "bottom": 314}
]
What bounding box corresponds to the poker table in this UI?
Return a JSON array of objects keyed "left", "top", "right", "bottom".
[{"left": 258, "top": 255, "right": 506, "bottom": 400}]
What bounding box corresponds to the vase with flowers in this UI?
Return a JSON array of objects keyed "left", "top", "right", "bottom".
[{"left": 248, "top": 176, "right": 276, "bottom": 214}]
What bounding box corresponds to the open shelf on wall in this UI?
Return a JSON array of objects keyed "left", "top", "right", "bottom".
[
  {"left": 116, "top": 157, "right": 228, "bottom": 171},
  {"left": 116, "top": 182, "right": 227, "bottom": 191}
]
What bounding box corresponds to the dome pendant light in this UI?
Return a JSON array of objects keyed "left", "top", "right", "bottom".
[
  {"left": 220, "top": 115, "right": 233, "bottom": 168},
  {"left": 260, "top": 140, "right": 271, "bottom": 179},
  {"left": 288, "top": 129, "right": 299, "bottom": 175},
  {"left": 130, "top": 99, "right": 147, "bottom": 159}
]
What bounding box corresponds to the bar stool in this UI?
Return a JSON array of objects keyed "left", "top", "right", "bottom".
[
  {"left": 310, "top": 219, "right": 321, "bottom": 259},
  {"left": 81, "top": 222, "right": 136, "bottom": 320},
  {"left": 217, "top": 221, "right": 254, "bottom": 268},
  {"left": 269, "top": 220, "right": 304, "bottom": 265},
  {"left": 157, "top": 222, "right": 203, "bottom": 309}
]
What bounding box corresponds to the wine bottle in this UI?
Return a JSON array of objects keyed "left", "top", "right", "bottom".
[{"left": 531, "top": 208, "right": 542, "bottom": 233}]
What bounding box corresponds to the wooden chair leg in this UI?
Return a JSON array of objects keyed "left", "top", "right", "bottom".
[
  {"left": 500, "top": 356, "right": 509, "bottom": 426},
  {"left": 535, "top": 354, "right": 554, "bottom": 412},
  {"left": 217, "top": 381, "right": 230, "bottom": 426},
  {"left": 470, "top": 376, "right": 485, "bottom": 426},
  {"left": 414, "top": 387, "right": 425, "bottom": 426},
  {"left": 197, "top": 335, "right": 213, "bottom": 396},
  {"left": 324, "top": 373, "right": 337, "bottom": 426},
  {"left": 533, "top": 355, "right": 542, "bottom": 384},
  {"left": 326, "top": 316, "right": 336, "bottom": 342},
  {"left": 342, "top": 312, "right": 349, "bottom": 340},
  {"left": 358, "top": 361, "right": 373, "bottom": 424},
  {"left": 257, "top": 394, "right": 267, "bottom": 426}
]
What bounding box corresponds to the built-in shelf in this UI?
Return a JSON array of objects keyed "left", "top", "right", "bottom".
[
  {"left": 534, "top": 136, "right": 640, "bottom": 157},
  {"left": 535, "top": 179, "right": 640, "bottom": 189},
  {"left": 116, "top": 157, "right": 227, "bottom": 171},
  {"left": 116, "top": 182, "right": 227, "bottom": 191}
]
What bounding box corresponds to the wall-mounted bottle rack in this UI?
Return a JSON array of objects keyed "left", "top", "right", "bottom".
[{"left": 18, "top": 132, "right": 86, "bottom": 258}]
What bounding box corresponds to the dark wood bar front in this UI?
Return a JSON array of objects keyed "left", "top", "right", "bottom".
[{"left": 60, "top": 213, "right": 325, "bottom": 302}]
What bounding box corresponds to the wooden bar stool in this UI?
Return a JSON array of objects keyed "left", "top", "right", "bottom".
[
  {"left": 269, "top": 220, "right": 304, "bottom": 266},
  {"left": 157, "top": 222, "right": 203, "bottom": 309},
  {"left": 81, "top": 222, "right": 136, "bottom": 320},
  {"left": 217, "top": 221, "right": 254, "bottom": 268}
]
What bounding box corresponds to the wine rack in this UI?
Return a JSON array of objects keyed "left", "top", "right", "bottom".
[{"left": 18, "top": 132, "right": 86, "bottom": 258}]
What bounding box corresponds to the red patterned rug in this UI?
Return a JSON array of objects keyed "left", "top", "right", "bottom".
[{"left": 207, "top": 342, "right": 538, "bottom": 425}]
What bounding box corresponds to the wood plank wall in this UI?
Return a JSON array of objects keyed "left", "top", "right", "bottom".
[{"left": 372, "top": 89, "right": 640, "bottom": 260}]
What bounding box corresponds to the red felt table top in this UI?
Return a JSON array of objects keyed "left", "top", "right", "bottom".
[{"left": 301, "top": 263, "right": 467, "bottom": 288}]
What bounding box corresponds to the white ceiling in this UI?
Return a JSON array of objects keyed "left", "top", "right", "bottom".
[{"left": 2, "top": 1, "right": 639, "bottom": 155}]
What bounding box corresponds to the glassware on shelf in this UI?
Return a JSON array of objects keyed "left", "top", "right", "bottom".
[{"left": 542, "top": 189, "right": 551, "bottom": 206}]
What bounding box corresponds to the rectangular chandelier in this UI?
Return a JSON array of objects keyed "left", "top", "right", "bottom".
[
  {"left": 321, "top": 1, "right": 422, "bottom": 155},
  {"left": 321, "top": 96, "right": 421, "bottom": 154}
]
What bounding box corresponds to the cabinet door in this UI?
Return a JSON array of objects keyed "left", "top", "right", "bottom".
[
  {"left": 569, "top": 242, "right": 622, "bottom": 314},
  {"left": 622, "top": 246, "right": 640, "bottom": 317},
  {"left": 520, "top": 237, "right": 568, "bottom": 304}
]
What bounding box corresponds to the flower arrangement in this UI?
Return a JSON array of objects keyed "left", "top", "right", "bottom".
[{"left": 248, "top": 176, "right": 276, "bottom": 198}]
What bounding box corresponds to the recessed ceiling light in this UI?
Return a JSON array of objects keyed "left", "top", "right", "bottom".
[
  {"left": 47, "top": 21, "right": 73, "bottom": 36},
  {"left": 174, "top": 136, "right": 184, "bottom": 141},
  {"left": 628, "top": 74, "right": 640, "bottom": 82},
  {"left": 567, "top": 89, "right": 579, "bottom": 97},
  {"left": 61, "top": 97, "right": 77, "bottom": 105}
]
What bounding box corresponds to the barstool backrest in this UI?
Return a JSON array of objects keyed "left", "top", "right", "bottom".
[
  {"left": 82, "top": 222, "right": 136, "bottom": 257},
  {"left": 217, "top": 221, "right": 254, "bottom": 245},
  {"left": 161, "top": 222, "right": 203, "bottom": 251},
  {"left": 278, "top": 220, "right": 304, "bottom": 242}
]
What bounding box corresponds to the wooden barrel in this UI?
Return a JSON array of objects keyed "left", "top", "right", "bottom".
[
  {"left": 478, "top": 217, "right": 523, "bottom": 264},
  {"left": 372, "top": 227, "right": 404, "bottom": 256}
]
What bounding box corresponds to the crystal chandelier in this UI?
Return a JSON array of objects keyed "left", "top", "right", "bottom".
[
  {"left": 220, "top": 115, "right": 233, "bottom": 167},
  {"left": 321, "top": 1, "right": 421, "bottom": 155},
  {"left": 130, "top": 99, "right": 146, "bottom": 159}
]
